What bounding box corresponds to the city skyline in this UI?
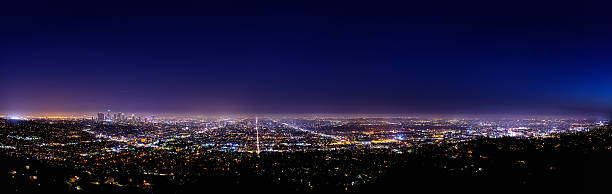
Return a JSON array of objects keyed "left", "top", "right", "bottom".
[
  {"left": 2, "top": 1, "right": 612, "bottom": 192},
  {"left": 3, "top": 111, "right": 610, "bottom": 121},
  {"left": 1, "top": 112, "right": 609, "bottom": 192}
]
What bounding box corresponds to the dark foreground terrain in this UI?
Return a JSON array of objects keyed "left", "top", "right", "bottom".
[
  {"left": 1, "top": 119, "right": 610, "bottom": 193},
  {"left": 362, "top": 125, "right": 612, "bottom": 192}
]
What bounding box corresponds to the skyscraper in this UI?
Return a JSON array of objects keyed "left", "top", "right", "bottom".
[
  {"left": 117, "top": 112, "right": 124, "bottom": 121},
  {"left": 97, "top": 113, "right": 105, "bottom": 121}
]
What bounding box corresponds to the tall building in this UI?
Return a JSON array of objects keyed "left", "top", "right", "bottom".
[
  {"left": 97, "top": 113, "right": 105, "bottom": 121},
  {"left": 117, "top": 112, "right": 124, "bottom": 121}
]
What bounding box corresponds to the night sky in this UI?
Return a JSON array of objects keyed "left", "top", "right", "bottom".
[{"left": 1, "top": 0, "right": 611, "bottom": 116}]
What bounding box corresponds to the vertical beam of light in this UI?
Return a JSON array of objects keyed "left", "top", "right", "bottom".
[{"left": 255, "top": 117, "right": 260, "bottom": 155}]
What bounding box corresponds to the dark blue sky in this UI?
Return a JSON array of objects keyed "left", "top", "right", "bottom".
[{"left": 1, "top": 0, "right": 611, "bottom": 115}]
